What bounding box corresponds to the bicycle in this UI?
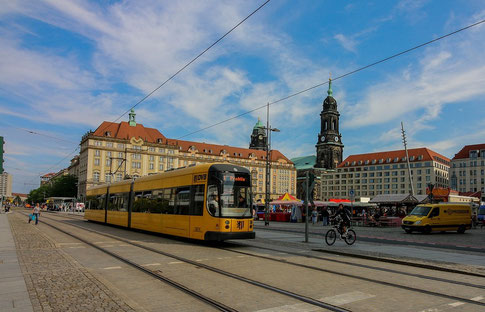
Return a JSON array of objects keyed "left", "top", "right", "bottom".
[{"left": 325, "top": 215, "right": 356, "bottom": 245}]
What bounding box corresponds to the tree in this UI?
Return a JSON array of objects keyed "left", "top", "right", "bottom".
[{"left": 27, "top": 174, "right": 78, "bottom": 203}]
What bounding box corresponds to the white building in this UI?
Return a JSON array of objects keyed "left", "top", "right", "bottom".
[
  {"left": 0, "top": 172, "right": 12, "bottom": 197},
  {"left": 321, "top": 147, "right": 450, "bottom": 201},
  {"left": 449, "top": 143, "right": 485, "bottom": 202}
]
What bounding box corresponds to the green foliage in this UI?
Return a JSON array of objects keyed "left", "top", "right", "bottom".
[{"left": 27, "top": 174, "right": 78, "bottom": 203}]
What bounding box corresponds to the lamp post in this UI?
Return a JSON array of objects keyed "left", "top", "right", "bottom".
[{"left": 263, "top": 102, "right": 280, "bottom": 226}]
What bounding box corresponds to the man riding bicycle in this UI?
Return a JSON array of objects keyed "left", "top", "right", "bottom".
[{"left": 332, "top": 204, "right": 351, "bottom": 237}]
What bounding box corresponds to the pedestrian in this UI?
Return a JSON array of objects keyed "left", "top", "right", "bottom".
[
  {"left": 311, "top": 207, "right": 318, "bottom": 225},
  {"left": 32, "top": 203, "right": 41, "bottom": 225},
  {"left": 322, "top": 207, "right": 329, "bottom": 226}
]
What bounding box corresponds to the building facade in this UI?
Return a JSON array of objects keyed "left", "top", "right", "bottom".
[
  {"left": 315, "top": 79, "right": 344, "bottom": 169},
  {"left": 320, "top": 148, "right": 450, "bottom": 201},
  {"left": 449, "top": 143, "right": 485, "bottom": 202},
  {"left": 75, "top": 110, "right": 296, "bottom": 201},
  {"left": 0, "top": 172, "right": 12, "bottom": 197}
]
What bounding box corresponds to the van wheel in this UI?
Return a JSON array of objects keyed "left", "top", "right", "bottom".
[
  {"left": 457, "top": 225, "right": 466, "bottom": 234},
  {"left": 423, "top": 226, "right": 431, "bottom": 234}
]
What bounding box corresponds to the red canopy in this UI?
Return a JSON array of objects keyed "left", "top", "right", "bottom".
[{"left": 329, "top": 198, "right": 351, "bottom": 203}]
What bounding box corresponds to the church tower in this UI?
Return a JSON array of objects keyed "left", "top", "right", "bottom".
[
  {"left": 249, "top": 118, "right": 267, "bottom": 150},
  {"left": 315, "top": 78, "right": 344, "bottom": 169}
]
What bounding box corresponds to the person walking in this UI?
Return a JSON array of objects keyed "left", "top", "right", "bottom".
[
  {"left": 322, "top": 207, "right": 329, "bottom": 226},
  {"left": 311, "top": 207, "right": 318, "bottom": 225},
  {"left": 32, "top": 203, "right": 41, "bottom": 225}
]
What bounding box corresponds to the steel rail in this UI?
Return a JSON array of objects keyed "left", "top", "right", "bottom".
[
  {"left": 225, "top": 241, "right": 485, "bottom": 289},
  {"left": 37, "top": 212, "right": 351, "bottom": 312},
  {"left": 34, "top": 214, "right": 237, "bottom": 312}
]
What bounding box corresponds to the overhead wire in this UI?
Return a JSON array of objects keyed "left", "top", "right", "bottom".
[
  {"left": 38, "top": 0, "right": 271, "bottom": 175},
  {"left": 176, "top": 18, "right": 485, "bottom": 139}
]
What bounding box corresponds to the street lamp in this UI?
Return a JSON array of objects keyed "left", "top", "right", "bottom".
[{"left": 263, "top": 102, "right": 280, "bottom": 226}]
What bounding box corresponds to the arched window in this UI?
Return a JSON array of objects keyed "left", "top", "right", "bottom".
[
  {"left": 324, "top": 120, "right": 328, "bottom": 130},
  {"left": 93, "top": 172, "right": 100, "bottom": 182},
  {"left": 333, "top": 120, "right": 336, "bottom": 131}
]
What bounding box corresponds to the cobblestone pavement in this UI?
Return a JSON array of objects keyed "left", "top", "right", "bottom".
[{"left": 8, "top": 213, "right": 136, "bottom": 312}]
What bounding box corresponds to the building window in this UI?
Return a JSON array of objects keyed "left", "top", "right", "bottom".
[
  {"left": 93, "top": 172, "right": 100, "bottom": 182},
  {"left": 148, "top": 147, "right": 155, "bottom": 152},
  {"left": 95, "top": 150, "right": 100, "bottom": 156},
  {"left": 105, "top": 173, "right": 111, "bottom": 183},
  {"left": 116, "top": 173, "right": 123, "bottom": 182},
  {"left": 94, "top": 158, "right": 100, "bottom": 166},
  {"left": 132, "top": 162, "right": 141, "bottom": 169},
  {"left": 106, "top": 142, "right": 113, "bottom": 148},
  {"left": 95, "top": 141, "right": 102, "bottom": 146},
  {"left": 132, "top": 153, "right": 141, "bottom": 160},
  {"left": 159, "top": 163, "right": 164, "bottom": 170},
  {"left": 149, "top": 163, "right": 154, "bottom": 170},
  {"left": 106, "top": 159, "right": 111, "bottom": 166},
  {"left": 149, "top": 155, "right": 154, "bottom": 161},
  {"left": 118, "top": 143, "right": 124, "bottom": 149}
]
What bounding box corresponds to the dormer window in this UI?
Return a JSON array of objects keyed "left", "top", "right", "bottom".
[
  {"left": 378, "top": 159, "right": 384, "bottom": 164},
  {"left": 358, "top": 160, "right": 363, "bottom": 165},
  {"left": 410, "top": 156, "right": 415, "bottom": 161},
  {"left": 394, "top": 157, "right": 399, "bottom": 162},
  {"left": 372, "top": 159, "right": 377, "bottom": 164},
  {"left": 105, "top": 131, "right": 111, "bottom": 137},
  {"left": 351, "top": 161, "right": 356, "bottom": 166},
  {"left": 157, "top": 138, "right": 163, "bottom": 144},
  {"left": 417, "top": 155, "right": 423, "bottom": 160},
  {"left": 470, "top": 150, "right": 478, "bottom": 158},
  {"left": 365, "top": 160, "right": 370, "bottom": 165},
  {"left": 402, "top": 157, "right": 407, "bottom": 161},
  {"left": 386, "top": 158, "right": 391, "bottom": 163}
]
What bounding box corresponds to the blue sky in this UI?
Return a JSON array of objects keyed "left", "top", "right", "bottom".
[{"left": 1, "top": 0, "right": 485, "bottom": 194}]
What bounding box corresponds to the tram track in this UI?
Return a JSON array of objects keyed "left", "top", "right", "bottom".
[
  {"left": 38, "top": 212, "right": 485, "bottom": 309},
  {"left": 31, "top": 212, "right": 352, "bottom": 312},
  {"left": 225, "top": 241, "right": 485, "bottom": 288}
]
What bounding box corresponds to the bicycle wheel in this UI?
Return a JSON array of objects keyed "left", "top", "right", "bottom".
[
  {"left": 325, "top": 229, "right": 337, "bottom": 246},
  {"left": 344, "top": 229, "right": 356, "bottom": 245}
]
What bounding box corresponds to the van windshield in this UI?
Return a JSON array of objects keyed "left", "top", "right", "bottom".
[
  {"left": 409, "top": 206, "right": 431, "bottom": 216},
  {"left": 479, "top": 207, "right": 485, "bottom": 215}
]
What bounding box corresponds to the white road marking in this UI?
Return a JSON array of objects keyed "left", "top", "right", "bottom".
[
  {"left": 68, "top": 246, "right": 86, "bottom": 249},
  {"left": 195, "top": 259, "right": 209, "bottom": 262},
  {"left": 100, "top": 245, "right": 114, "bottom": 247},
  {"left": 143, "top": 263, "right": 161, "bottom": 266},
  {"left": 321, "top": 291, "right": 376, "bottom": 305},
  {"left": 118, "top": 244, "right": 131, "bottom": 247},
  {"left": 471, "top": 296, "right": 484, "bottom": 301},
  {"left": 254, "top": 291, "right": 375, "bottom": 312},
  {"left": 168, "top": 261, "right": 183, "bottom": 264},
  {"left": 58, "top": 243, "right": 82, "bottom": 245},
  {"left": 448, "top": 302, "right": 465, "bottom": 307},
  {"left": 103, "top": 266, "right": 122, "bottom": 270},
  {"left": 236, "top": 255, "right": 246, "bottom": 258}
]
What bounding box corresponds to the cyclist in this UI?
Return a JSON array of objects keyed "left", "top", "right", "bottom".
[{"left": 332, "top": 204, "right": 351, "bottom": 237}]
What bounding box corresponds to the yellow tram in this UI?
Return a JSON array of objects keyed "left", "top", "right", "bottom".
[{"left": 84, "top": 163, "right": 255, "bottom": 241}]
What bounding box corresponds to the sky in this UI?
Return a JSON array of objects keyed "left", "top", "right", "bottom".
[{"left": 1, "top": 0, "right": 485, "bottom": 194}]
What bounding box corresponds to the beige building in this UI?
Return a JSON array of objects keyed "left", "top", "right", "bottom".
[
  {"left": 0, "top": 172, "right": 12, "bottom": 197},
  {"left": 76, "top": 110, "right": 296, "bottom": 201},
  {"left": 321, "top": 147, "right": 450, "bottom": 201},
  {"left": 449, "top": 143, "right": 485, "bottom": 202}
]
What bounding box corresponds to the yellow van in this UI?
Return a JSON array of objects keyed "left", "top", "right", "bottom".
[{"left": 402, "top": 203, "right": 472, "bottom": 234}]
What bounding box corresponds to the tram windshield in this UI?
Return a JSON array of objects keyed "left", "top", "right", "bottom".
[
  {"left": 207, "top": 171, "right": 252, "bottom": 218},
  {"left": 409, "top": 206, "right": 431, "bottom": 216}
]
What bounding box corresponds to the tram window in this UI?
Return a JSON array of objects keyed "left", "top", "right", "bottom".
[
  {"left": 132, "top": 192, "right": 144, "bottom": 212},
  {"left": 165, "top": 188, "right": 176, "bottom": 214},
  {"left": 175, "top": 187, "right": 190, "bottom": 215},
  {"left": 191, "top": 185, "right": 204, "bottom": 216},
  {"left": 121, "top": 192, "right": 129, "bottom": 212}
]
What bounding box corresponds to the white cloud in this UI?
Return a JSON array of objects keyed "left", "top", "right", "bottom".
[{"left": 334, "top": 33, "right": 358, "bottom": 53}]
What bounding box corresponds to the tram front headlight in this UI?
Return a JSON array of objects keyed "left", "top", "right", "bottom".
[
  {"left": 415, "top": 220, "right": 421, "bottom": 225},
  {"left": 225, "top": 220, "right": 230, "bottom": 225}
]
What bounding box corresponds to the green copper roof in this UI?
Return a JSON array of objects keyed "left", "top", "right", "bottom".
[
  {"left": 291, "top": 155, "right": 316, "bottom": 170},
  {"left": 327, "top": 78, "right": 333, "bottom": 97},
  {"left": 129, "top": 108, "right": 136, "bottom": 127},
  {"left": 253, "top": 117, "right": 264, "bottom": 129}
]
